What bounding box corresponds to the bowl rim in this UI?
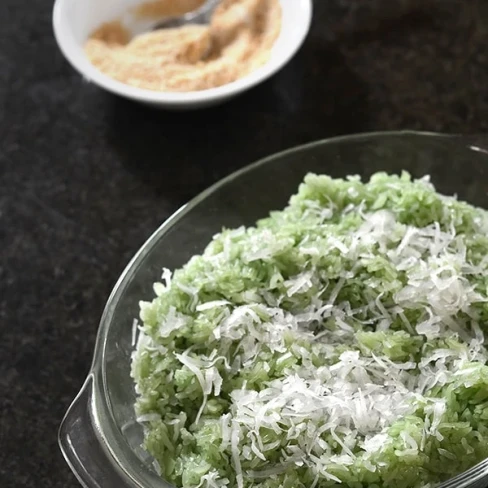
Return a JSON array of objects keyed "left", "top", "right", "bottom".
[
  {"left": 63, "top": 130, "right": 488, "bottom": 488},
  {"left": 52, "top": 0, "right": 313, "bottom": 106}
]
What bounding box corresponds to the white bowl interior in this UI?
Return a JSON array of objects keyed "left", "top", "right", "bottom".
[{"left": 53, "top": 0, "right": 312, "bottom": 107}]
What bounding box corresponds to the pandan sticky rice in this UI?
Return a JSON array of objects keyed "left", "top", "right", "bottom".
[{"left": 132, "top": 172, "right": 488, "bottom": 488}]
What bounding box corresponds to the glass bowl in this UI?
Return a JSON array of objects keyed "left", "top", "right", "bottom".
[{"left": 59, "top": 131, "right": 488, "bottom": 488}]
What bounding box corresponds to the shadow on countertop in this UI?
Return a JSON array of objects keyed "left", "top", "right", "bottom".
[{"left": 105, "top": 39, "right": 369, "bottom": 200}]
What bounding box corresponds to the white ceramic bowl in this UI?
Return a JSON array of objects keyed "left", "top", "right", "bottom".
[{"left": 52, "top": 0, "right": 312, "bottom": 109}]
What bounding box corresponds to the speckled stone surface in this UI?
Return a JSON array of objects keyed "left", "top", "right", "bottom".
[{"left": 2, "top": 0, "right": 488, "bottom": 487}]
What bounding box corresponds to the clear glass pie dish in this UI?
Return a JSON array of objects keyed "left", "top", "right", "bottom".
[{"left": 59, "top": 131, "right": 488, "bottom": 488}]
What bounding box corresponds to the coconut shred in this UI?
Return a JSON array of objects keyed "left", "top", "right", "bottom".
[
  {"left": 131, "top": 172, "right": 488, "bottom": 488},
  {"left": 84, "top": 0, "right": 281, "bottom": 92}
]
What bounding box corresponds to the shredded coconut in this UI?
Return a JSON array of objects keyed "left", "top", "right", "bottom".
[{"left": 132, "top": 172, "right": 488, "bottom": 488}]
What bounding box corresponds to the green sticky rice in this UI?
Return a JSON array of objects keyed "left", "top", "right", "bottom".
[{"left": 131, "top": 172, "right": 488, "bottom": 488}]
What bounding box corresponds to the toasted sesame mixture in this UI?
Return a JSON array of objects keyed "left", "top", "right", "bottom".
[{"left": 84, "top": 0, "right": 281, "bottom": 92}]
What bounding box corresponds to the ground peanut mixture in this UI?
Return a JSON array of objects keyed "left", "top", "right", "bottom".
[{"left": 84, "top": 0, "right": 282, "bottom": 92}]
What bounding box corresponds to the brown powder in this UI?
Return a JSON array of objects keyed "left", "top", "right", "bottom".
[
  {"left": 90, "top": 21, "right": 131, "bottom": 45},
  {"left": 84, "top": 0, "right": 282, "bottom": 92}
]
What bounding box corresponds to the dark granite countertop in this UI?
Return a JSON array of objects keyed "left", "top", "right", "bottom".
[{"left": 2, "top": 0, "right": 488, "bottom": 487}]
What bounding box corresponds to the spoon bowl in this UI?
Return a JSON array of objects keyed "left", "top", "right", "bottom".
[{"left": 152, "top": 0, "right": 220, "bottom": 30}]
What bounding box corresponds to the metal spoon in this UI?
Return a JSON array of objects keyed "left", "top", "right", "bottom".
[{"left": 153, "top": 0, "right": 221, "bottom": 29}]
